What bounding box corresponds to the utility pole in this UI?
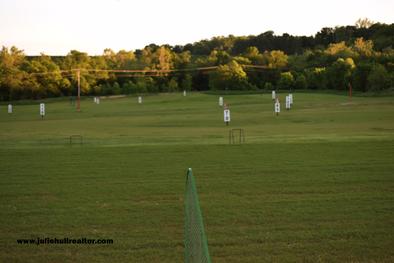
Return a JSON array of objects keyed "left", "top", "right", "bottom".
[{"left": 77, "top": 69, "right": 81, "bottom": 112}]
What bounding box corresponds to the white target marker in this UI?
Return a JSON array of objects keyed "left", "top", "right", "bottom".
[
  {"left": 183, "top": 90, "right": 186, "bottom": 96},
  {"left": 96, "top": 97, "right": 100, "bottom": 104},
  {"left": 289, "top": 94, "right": 293, "bottom": 105},
  {"left": 138, "top": 96, "right": 142, "bottom": 104},
  {"left": 224, "top": 109, "right": 231, "bottom": 125},
  {"left": 219, "top": 97, "right": 223, "bottom": 107},
  {"left": 8, "top": 104, "right": 12, "bottom": 114},
  {"left": 272, "top": 90, "right": 276, "bottom": 100},
  {"left": 40, "top": 103, "right": 45, "bottom": 118},
  {"left": 94, "top": 97, "right": 97, "bottom": 103},
  {"left": 286, "top": 96, "right": 291, "bottom": 110},
  {"left": 274, "top": 99, "right": 280, "bottom": 115}
]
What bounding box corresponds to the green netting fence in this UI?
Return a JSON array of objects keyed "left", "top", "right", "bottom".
[{"left": 185, "top": 168, "right": 212, "bottom": 263}]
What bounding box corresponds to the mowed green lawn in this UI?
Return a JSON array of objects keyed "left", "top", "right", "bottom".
[{"left": 0, "top": 92, "right": 393, "bottom": 262}]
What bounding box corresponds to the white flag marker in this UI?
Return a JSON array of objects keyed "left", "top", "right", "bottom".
[
  {"left": 40, "top": 103, "right": 45, "bottom": 118},
  {"left": 274, "top": 99, "right": 280, "bottom": 115},
  {"left": 219, "top": 97, "right": 223, "bottom": 107},
  {"left": 286, "top": 96, "right": 291, "bottom": 110},
  {"left": 224, "top": 109, "right": 231, "bottom": 125}
]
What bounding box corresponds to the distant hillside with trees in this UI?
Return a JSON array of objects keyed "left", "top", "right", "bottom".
[{"left": 1, "top": 18, "right": 393, "bottom": 100}]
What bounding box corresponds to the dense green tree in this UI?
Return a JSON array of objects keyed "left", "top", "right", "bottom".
[
  {"left": 315, "top": 27, "right": 335, "bottom": 46},
  {"left": 62, "top": 50, "right": 99, "bottom": 95},
  {"left": 243, "top": 46, "right": 264, "bottom": 64},
  {"left": 174, "top": 51, "right": 191, "bottom": 68},
  {"left": 233, "top": 56, "right": 251, "bottom": 65},
  {"left": 181, "top": 74, "right": 193, "bottom": 91},
  {"left": 92, "top": 84, "right": 102, "bottom": 95},
  {"left": 209, "top": 50, "right": 232, "bottom": 66},
  {"left": 288, "top": 53, "right": 309, "bottom": 71},
  {"left": 121, "top": 81, "right": 135, "bottom": 94},
  {"left": 1, "top": 21, "right": 394, "bottom": 101},
  {"left": 0, "top": 46, "right": 26, "bottom": 100},
  {"left": 370, "top": 23, "right": 394, "bottom": 51},
  {"left": 146, "top": 78, "right": 158, "bottom": 93},
  {"left": 264, "top": 82, "right": 274, "bottom": 90},
  {"left": 134, "top": 78, "right": 148, "bottom": 93},
  {"left": 333, "top": 26, "right": 356, "bottom": 43},
  {"left": 305, "top": 67, "right": 327, "bottom": 89},
  {"left": 352, "top": 62, "right": 372, "bottom": 92},
  {"left": 115, "top": 50, "right": 136, "bottom": 69},
  {"left": 167, "top": 78, "right": 179, "bottom": 92},
  {"left": 136, "top": 46, "right": 155, "bottom": 69},
  {"left": 294, "top": 74, "right": 307, "bottom": 89},
  {"left": 265, "top": 50, "right": 288, "bottom": 69},
  {"left": 325, "top": 42, "right": 355, "bottom": 58},
  {"left": 103, "top": 48, "right": 117, "bottom": 68},
  {"left": 353, "top": 37, "right": 374, "bottom": 57},
  {"left": 326, "top": 58, "right": 353, "bottom": 90},
  {"left": 112, "top": 82, "right": 121, "bottom": 95},
  {"left": 157, "top": 46, "right": 172, "bottom": 71},
  {"left": 24, "top": 54, "right": 71, "bottom": 97},
  {"left": 209, "top": 60, "right": 249, "bottom": 90},
  {"left": 367, "top": 63, "right": 390, "bottom": 91},
  {"left": 277, "top": 72, "right": 294, "bottom": 90}
]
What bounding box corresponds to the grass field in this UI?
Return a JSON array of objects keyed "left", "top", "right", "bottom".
[{"left": 0, "top": 92, "right": 393, "bottom": 262}]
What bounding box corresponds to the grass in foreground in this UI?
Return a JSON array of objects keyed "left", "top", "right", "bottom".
[{"left": 0, "top": 92, "right": 393, "bottom": 262}]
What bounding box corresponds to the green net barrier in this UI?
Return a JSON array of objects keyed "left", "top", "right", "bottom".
[{"left": 185, "top": 168, "right": 212, "bottom": 263}]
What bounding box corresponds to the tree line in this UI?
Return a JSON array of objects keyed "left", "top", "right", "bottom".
[{"left": 1, "top": 19, "right": 393, "bottom": 100}]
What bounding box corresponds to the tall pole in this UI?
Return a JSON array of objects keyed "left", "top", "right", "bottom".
[{"left": 77, "top": 69, "right": 81, "bottom": 112}]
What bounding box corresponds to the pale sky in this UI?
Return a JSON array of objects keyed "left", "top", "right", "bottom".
[{"left": 0, "top": 0, "right": 393, "bottom": 55}]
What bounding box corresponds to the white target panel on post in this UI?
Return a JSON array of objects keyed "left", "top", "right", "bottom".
[
  {"left": 40, "top": 103, "right": 45, "bottom": 116},
  {"left": 289, "top": 94, "right": 293, "bottom": 104},
  {"left": 275, "top": 101, "right": 280, "bottom": 114},
  {"left": 272, "top": 90, "right": 276, "bottom": 100},
  {"left": 138, "top": 96, "right": 142, "bottom": 104},
  {"left": 96, "top": 97, "right": 100, "bottom": 104},
  {"left": 224, "top": 109, "right": 231, "bottom": 123},
  {"left": 219, "top": 97, "right": 223, "bottom": 106},
  {"left": 94, "top": 97, "right": 97, "bottom": 103},
  {"left": 286, "top": 96, "right": 291, "bottom": 110},
  {"left": 8, "top": 104, "right": 12, "bottom": 113},
  {"left": 183, "top": 90, "right": 186, "bottom": 96}
]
